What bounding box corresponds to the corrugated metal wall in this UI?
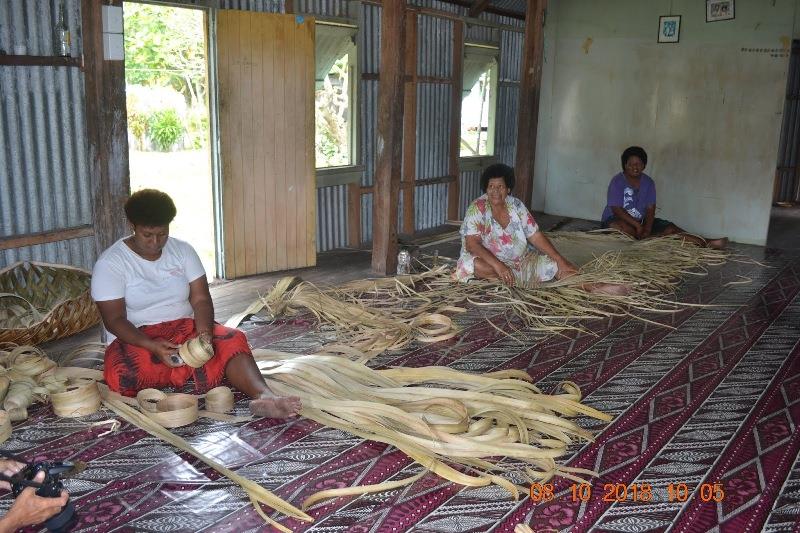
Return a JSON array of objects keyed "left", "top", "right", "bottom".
[
  {"left": 295, "top": 0, "right": 348, "bottom": 18},
  {"left": 315, "top": 184, "right": 348, "bottom": 250},
  {"left": 219, "top": 0, "right": 284, "bottom": 12},
  {"left": 1, "top": 0, "right": 523, "bottom": 262},
  {"left": 0, "top": 0, "right": 95, "bottom": 269},
  {"left": 775, "top": 40, "right": 800, "bottom": 203},
  {"left": 496, "top": 28, "right": 522, "bottom": 166},
  {"left": 458, "top": 169, "right": 481, "bottom": 218}
]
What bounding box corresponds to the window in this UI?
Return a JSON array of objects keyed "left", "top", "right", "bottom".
[
  {"left": 315, "top": 23, "right": 357, "bottom": 168},
  {"left": 460, "top": 44, "right": 499, "bottom": 157}
]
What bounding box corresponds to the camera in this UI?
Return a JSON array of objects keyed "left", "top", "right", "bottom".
[{"left": 10, "top": 461, "right": 77, "bottom": 533}]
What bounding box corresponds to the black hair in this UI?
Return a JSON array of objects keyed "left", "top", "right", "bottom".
[
  {"left": 621, "top": 146, "right": 647, "bottom": 169},
  {"left": 124, "top": 189, "right": 177, "bottom": 227},
  {"left": 480, "top": 163, "right": 515, "bottom": 192}
]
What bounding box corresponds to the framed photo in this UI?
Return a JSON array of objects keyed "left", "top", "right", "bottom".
[
  {"left": 658, "top": 15, "right": 681, "bottom": 43},
  {"left": 706, "top": 0, "right": 734, "bottom": 22}
]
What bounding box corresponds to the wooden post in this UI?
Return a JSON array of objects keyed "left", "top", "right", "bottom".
[
  {"left": 372, "top": 0, "right": 406, "bottom": 274},
  {"left": 401, "top": 11, "right": 417, "bottom": 235},
  {"left": 514, "top": 0, "right": 546, "bottom": 209},
  {"left": 82, "top": 0, "right": 130, "bottom": 255},
  {"left": 447, "top": 20, "right": 464, "bottom": 221}
]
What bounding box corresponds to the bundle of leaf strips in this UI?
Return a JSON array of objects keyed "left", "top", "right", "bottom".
[
  {"left": 254, "top": 349, "right": 612, "bottom": 508},
  {"left": 247, "top": 231, "right": 731, "bottom": 357}
]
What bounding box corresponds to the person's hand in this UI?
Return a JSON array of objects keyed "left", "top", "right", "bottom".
[
  {"left": 634, "top": 223, "right": 646, "bottom": 239},
  {"left": 493, "top": 262, "right": 515, "bottom": 286},
  {"left": 0, "top": 460, "right": 25, "bottom": 491},
  {"left": 0, "top": 471, "right": 69, "bottom": 531},
  {"left": 555, "top": 259, "right": 579, "bottom": 280},
  {"left": 148, "top": 338, "right": 183, "bottom": 368},
  {"left": 641, "top": 226, "right": 652, "bottom": 239},
  {"left": 196, "top": 330, "right": 212, "bottom": 344}
]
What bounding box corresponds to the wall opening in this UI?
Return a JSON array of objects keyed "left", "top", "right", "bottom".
[
  {"left": 123, "top": 2, "right": 216, "bottom": 276},
  {"left": 768, "top": 39, "right": 800, "bottom": 249}
]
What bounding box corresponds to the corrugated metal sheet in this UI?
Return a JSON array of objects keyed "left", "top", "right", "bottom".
[
  {"left": 775, "top": 41, "right": 800, "bottom": 203},
  {"left": 360, "top": 2, "right": 381, "bottom": 74},
  {"left": 0, "top": 0, "right": 94, "bottom": 269},
  {"left": 479, "top": 12, "right": 524, "bottom": 28},
  {"left": 361, "top": 192, "right": 372, "bottom": 244},
  {"left": 415, "top": 83, "right": 451, "bottom": 179},
  {"left": 0, "top": 238, "right": 96, "bottom": 269},
  {"left": 459, "top": 169, "right": 481, "bottom": 218},
  {"left": 219, "top": 0, "right": 284, "bottom": 12},
  {"left": 360, "top": 79, "right": 378, "bottom": 186},
  {"left": 414, "top": 183, "right": 447, "bottom": 231},
  {"left": 315, "top": 184, "right": 347, "bottom": 251},
  {"left": 0, "top": 0, "right": 82, "bottom": 57},
  {"left": 295, "top": 0, "right": 349, "bottom": 17},
  {"left": 417, "top": 14, "right": 452, "bottom": 79},
  {"left": 496, "top": 82, "right": 519, "bottom": 166},
  {"left": 465, "top": 23, "right": 499, "bottom": 45},
  {"left": 489, "top": 0, "right": 526, "bottom": 15},
  {"left": 407, "top": 0, "right": 464, "bottom": 16},
  {"left": 499, "top": 29, "right": 523, "bottom": 82}
]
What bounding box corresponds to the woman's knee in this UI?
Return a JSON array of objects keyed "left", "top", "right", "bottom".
[{"left": 473, "top": 257, "right": 495, "bottom": 279}]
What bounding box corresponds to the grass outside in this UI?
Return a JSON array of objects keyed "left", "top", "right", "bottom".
[{"left": 129, "top": 149, "right": 217, "bottom": 278}]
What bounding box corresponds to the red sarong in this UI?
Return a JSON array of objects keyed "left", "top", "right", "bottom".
[{"left": 104, "top": 318, "right": 250, "bottom": 397}]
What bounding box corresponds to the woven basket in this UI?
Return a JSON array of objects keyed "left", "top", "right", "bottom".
[{"left": 0, "top": 261, "right": 101, "bottom": 346}]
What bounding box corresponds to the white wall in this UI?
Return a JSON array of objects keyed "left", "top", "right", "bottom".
[{"left": 533, "top": 0, "right": 800, "bottom": 245}]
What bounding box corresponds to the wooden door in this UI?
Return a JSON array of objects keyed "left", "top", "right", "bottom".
[{"left": 217, "top": 11, "right": 316, "bottom": 278}]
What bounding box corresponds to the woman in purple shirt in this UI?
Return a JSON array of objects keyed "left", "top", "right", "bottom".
[{"left": 601, "top": 146, "right": 728, "bottom": 249}]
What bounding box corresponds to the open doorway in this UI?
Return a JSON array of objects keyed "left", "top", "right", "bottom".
[
  {"left": 123, "top": 3, "right": 217, "bottom": 275},
  {"left": 769, "top": 39, "right": 800, "bottom": 249}
]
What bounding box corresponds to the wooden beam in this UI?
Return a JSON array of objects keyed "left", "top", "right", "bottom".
[
  {"left": 402, "top": 11, "right": 418, "bottom": 235},
  {"left": 371, "top": 0, "right": 406, "bottom": 275},
  {"left": 0, "top": 226, "right": 94, "bottom": 251},
  {"left": 468, "top": 0, "right": 492, "bottom": 18},
  {"left": 0, "top": 55, "right": 83, "bottom": 68},
  {"left": 513, "top": 0, "right": 546, "bottom": 209},
  {"left": 82, "top": 0, "right": 130, "bottom": 255},
  {"left": 447, "top": 20, "right": 464, "bottom": 221}
]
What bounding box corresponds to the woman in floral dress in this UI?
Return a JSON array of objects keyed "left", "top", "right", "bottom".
[{"left": 455, "top": 164, "right": 578, "bottom": 286}]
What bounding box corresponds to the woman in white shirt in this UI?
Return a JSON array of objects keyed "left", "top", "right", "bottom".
[{"left": 91, "top": 189, "right": 300, "bottom": 418}]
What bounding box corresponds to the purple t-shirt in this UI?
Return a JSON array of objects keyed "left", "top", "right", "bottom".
[{"left": 601, "top": 172, "right": 657, "bottom": 223}]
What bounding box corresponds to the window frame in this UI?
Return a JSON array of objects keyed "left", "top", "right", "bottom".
[
  {"left": 313, "top": 19, "right": 361, "bottom": 178},
  {"left": 459, "top": 41, "right": 500, "bottom": 161}
]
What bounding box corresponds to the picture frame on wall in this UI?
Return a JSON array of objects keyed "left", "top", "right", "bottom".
[
  {"left": 658, "top": 15, "right": 681, "bottom": 43},
  {"left": 706, "top": 0, "right": 735, "bottom": 22}
]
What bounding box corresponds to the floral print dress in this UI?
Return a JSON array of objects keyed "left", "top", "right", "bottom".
[{"left": 454, "top": 194, "right": 557, "bottom": 284}]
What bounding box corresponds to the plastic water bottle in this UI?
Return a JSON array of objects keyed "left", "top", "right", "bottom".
[{"left": 397, "top": 249, "right": 411, "bottom": 275}]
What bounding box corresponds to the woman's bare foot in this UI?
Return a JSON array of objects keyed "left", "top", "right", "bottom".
[
  {"left": 707, "top": 237, "right": 728, "bottom": 250},
  {"left": 588, "top": 282, "right": 631, "bottom": 296},
  {"left": 249, "top": 395, "right": 302, "bottom": 418}
]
